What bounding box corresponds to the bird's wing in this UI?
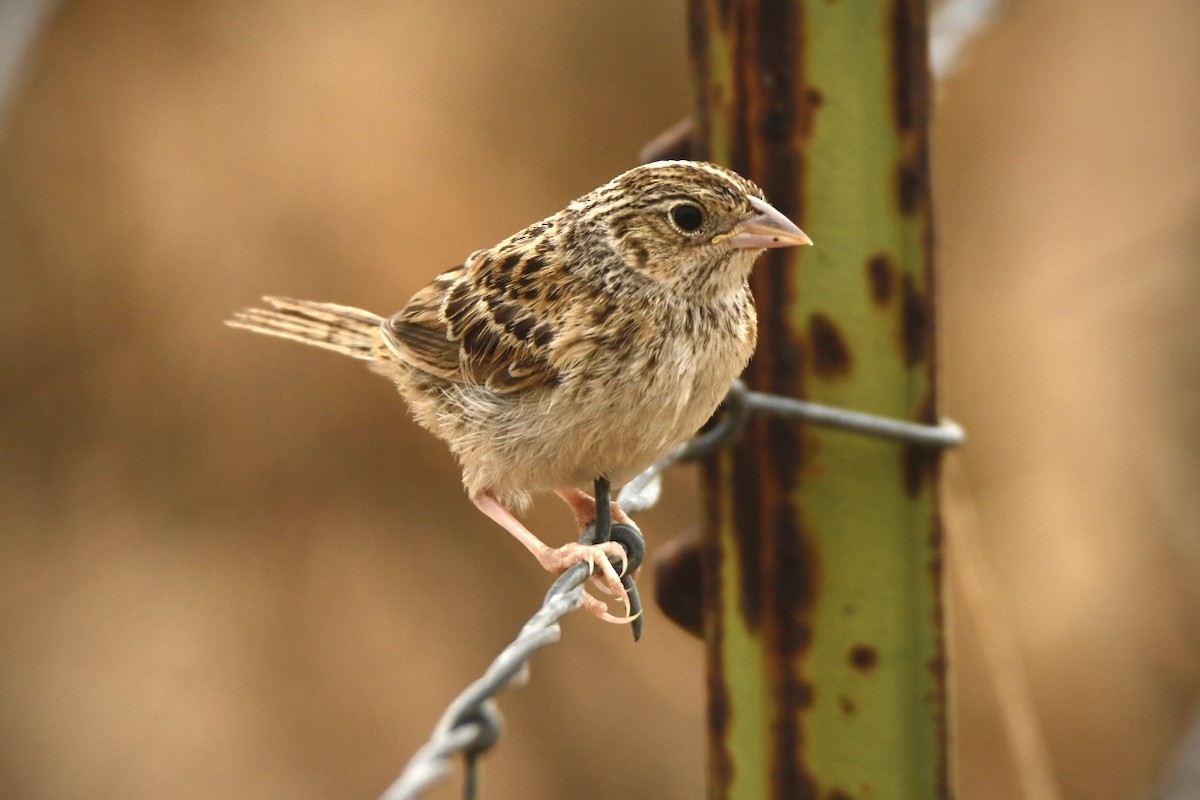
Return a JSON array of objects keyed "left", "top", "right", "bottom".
[{"left": 383, "top": 240, "right": 566, "bottom": 394}]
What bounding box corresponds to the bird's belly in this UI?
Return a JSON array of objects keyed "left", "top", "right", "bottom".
[
  {"left": 422, "top": 327, "right": 750, "bottom": 509},
  {"left": 509, "top": 344, "right": 741, "bottom": 493}
]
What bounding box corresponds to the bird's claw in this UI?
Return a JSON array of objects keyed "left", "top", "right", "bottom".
[
  {"left": 582, "top": 592, "right": 642, "bottom": 625},
  {"left": 535, "top": 541, "right": 638, "bottom": 623},
  {"left": 554, "top": 479, "right": 646, "bottom": 636}
]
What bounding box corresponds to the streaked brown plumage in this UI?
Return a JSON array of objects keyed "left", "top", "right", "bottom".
[{"left": 229, "top": 160, "right": 811, "bottom": 622}]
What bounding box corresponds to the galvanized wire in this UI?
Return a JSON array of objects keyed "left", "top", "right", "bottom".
[
  {"left": 618, "top": 381, "right": 963, "bottom": 514},
  {"left": 379, "top": 386, "right": 963, "bottom": 800},
  {"left": 379, "top": 562, "right": 589, "bottom": 800}
]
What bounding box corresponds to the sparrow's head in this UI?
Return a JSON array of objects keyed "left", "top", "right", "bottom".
[{"left": 568, "top": 160, "right": 812, "bottom": 296}]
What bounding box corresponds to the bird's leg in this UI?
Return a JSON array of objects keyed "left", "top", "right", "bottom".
[
  {"left": 472, "top": 492, "right": 634, "bottom": 623},
  {"left": 554, "top": 487, "right": 642, "bottom": 598},
  {"left": 555, "top": 487, "right": 640, "bottom": 540}
]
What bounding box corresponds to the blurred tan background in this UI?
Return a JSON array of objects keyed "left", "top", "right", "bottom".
[{"left": 1, "top": 1, "right": 1198, "bottom": 798}]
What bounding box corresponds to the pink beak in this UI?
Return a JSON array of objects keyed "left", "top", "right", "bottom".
[{"left": 727, "top": 196, "right": 813, "bottom": 250}]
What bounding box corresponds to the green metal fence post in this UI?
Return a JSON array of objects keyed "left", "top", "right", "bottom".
[{"left": 687, "top": 1, "right": 949, "bottom": 797}]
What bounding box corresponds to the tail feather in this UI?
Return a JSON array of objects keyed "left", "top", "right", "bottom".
[{"left": 227, "top": 296, "right": 385, "bottom": 361}]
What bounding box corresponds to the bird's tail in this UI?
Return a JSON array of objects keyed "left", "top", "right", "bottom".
[{"left": 227, "top": 296, "right": 385, "bottom": 361}]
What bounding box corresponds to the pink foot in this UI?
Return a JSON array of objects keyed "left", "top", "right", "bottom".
[{"left": 472, "top": 491, "right": 638, "bottom": 624}]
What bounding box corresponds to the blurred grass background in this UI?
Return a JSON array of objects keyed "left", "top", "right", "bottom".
[{"left": 1, "top": 2, "right": 1198, "bottom": 798}]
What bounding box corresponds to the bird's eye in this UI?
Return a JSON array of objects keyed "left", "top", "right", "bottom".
[{"left": 670, "top": 203, "right": 704, "bottom": 233}]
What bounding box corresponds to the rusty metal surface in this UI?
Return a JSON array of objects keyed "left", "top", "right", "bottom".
[{"left": 687, "top": 1, "right": 948, "bottom": 797}]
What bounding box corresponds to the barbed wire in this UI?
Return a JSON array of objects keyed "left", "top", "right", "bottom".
[
  {"left": 379, "top": 562, "right": 589, "bottom": 800},
  {"left": 379, "top": 477, "right": 641, "bottom": 800},
  {"left": 379, "top": 385, "right": 964, "bottom": 800}
]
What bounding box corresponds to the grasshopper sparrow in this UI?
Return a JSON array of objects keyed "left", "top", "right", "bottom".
[{"left": 229, "top": 160, "right": 811, "bottom": 623}]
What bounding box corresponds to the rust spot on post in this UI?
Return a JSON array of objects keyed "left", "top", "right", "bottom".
[
  {"left": 708, "top": 663, "right": 734, "bottom": 789},
  {"left": 901, "top": 274, "right": 931, "bottom": 366},
  {"left": 897, "top": 155, "right": 925, "bottom": 216},
  {"left": 867, "top": 254, "right": 895, "bottom": 305},
  {"left": 849, "top": 644, "right": 879, "bottom": 671},
  {"left": 927, "top": 513, "right": 948, "bottom": 721},
  {"left": 766, "top": 498, "right": 819, "bottom": 795},
  {"left": 901, "top": 394, "right": 941, "bottom": 495},
  {"left": 769, "top": 501, "right": 818, "bottom": 656},
  {"left": 889, "top": 0, "right": 928, "bottom": 137},
  {"left": 701, "top": 457, "right": 735, "bottom": 789},
  {"left": 901, "top": 443, "right": 935, "bottom": 497},
  {"left": 890, "top": 0, "right": 931, "bottom": 218},
  {"left": 809, "top": 312, "right": 852, "bottom": 377},
  {"left": 730, "top": 436, "right": 766, "bottom": 630}
]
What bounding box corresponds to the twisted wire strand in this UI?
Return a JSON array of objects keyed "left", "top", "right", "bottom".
[
  {"left": 380, "top": 385, "right": 963, "bottom": 800},
  {"left": 379, "top": 562, "right": 590, "bottom": 800}
]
